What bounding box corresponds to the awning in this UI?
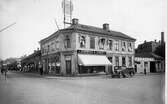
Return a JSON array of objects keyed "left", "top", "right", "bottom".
[{"left": 78, "top": 54, "right": 112, "bottom": 66}]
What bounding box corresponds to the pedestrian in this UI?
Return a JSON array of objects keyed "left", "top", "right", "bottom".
[
  {"left": 3, "top": 65, "right": 8, "bottom": 80},
  {"left": 144, "top": 68, "right": 146, "bottom": 75},
  {"left": 1, "top": 68, "right": 3, "bottom": 74},
  {"left": 39, "top": 64, "right": 43, "bottom": 75}
]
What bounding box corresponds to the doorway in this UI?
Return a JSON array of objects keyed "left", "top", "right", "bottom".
[
  {"left": 150, "top": 62, "right": 156, "bottom": 73},
  {"left": 66, "top": 60, "right": 71, "bottom": 75}
]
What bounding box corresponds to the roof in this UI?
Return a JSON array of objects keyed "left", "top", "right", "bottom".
[
  {"left": 40, "top": 23, "right": 136, "bottom": 43},
  {"left": 65, "top": 24, "right": 136, "bottom": 41},
  {"left": 135, "top": 52, "right": 163, "bottom": 60}
]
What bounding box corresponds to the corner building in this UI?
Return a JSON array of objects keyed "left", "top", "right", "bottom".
[{"left": 40, "top": 18, "right": 136, "bottom": 76}]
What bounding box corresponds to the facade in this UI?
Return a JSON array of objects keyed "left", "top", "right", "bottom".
[
  {"left": 135, "top": 53, "right": 164, "bottom": 73},
  {"left": 40, "top": 18, "right": 136, "bottom": 75}
]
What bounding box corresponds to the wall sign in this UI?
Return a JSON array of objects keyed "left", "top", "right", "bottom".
[{"left": 77, "top": 50, "right": 106, "bottom": 55}]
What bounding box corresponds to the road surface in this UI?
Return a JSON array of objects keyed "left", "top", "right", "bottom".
[{"left": 0, "top": 71, "right": 165, "bottom": 104}]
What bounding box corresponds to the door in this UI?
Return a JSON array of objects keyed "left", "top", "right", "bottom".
[
  {"left": 150, "top": 62, "right": 156, "bottom": 73},
  {"left": 66, "top": 60, "right": 71, "bottom": 75}
]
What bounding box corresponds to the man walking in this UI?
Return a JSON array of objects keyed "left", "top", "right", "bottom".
[{"left": 144, "top": 68, "right": 146, "bottom": 75}]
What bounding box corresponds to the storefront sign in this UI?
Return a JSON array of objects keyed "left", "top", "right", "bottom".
[
  {"left": 77, "top": 50, "right": 106, "bottom": 55},
  {"left": 65, "top": 56, "right": 71, "bottom": 60}
]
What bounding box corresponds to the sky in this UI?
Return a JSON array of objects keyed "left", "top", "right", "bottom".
[{"left": 0, "top": 0, "right": 166, "bottom": 60}]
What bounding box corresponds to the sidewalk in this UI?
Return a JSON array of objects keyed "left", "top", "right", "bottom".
[{"left": 13, "top": 71, "right": 164, "bottom": 79}]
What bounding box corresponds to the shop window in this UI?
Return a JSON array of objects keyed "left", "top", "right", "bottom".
[
  {"left": 90, "top": 37, "right": 95, "bottom": 49},
  {"left": 64, "top": 35, "right": 71, "bottom": 48},
  {"left": 128, "top": 42, "right": 132, "bottom": 52},
  {"left": 108, "top": 57, "right": 112, "bottom": 63},
  {"left": 115, "top": 56, "right": 119, "bottom": 66},
  {"left": 122, "top": 57, "right": 126, "bottom": 66},
  {"left": 79, "top": 35, "right": 86, "bottom": 48},
  {"left": 122, "top": 41, "right": 126, "bottom": 51},
  {"left": 98, "top": 38, "right": 105, "bottom": 49},
  {"left": 128, "top": 56, "right": 132, "bottom": 67},
  {"left": 144, "top": 62, "right": 148, "bottom": 68},
  {"left": 107, "top": 39, "right": 113, "bottom": 50},
  {"left": 115, "top": 40, "right": 119, "bottom": 51}
]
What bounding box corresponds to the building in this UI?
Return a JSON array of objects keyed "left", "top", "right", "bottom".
[
  {"left": 135, "top": 32, "right": 165, "bottom": 73},
  {"left": 21, "top": 49, "right": 41, "bottom": 72},
  {"left": 40, "top": 18, "right": 136, "bottom": 75}
]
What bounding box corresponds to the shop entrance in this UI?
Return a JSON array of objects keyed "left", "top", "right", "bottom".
[
  {"left": 66, "top": 60, "right": 71, "bottom": 75},
  {"left": 150, "top": 62, "right": 156, "bottom": 73}
]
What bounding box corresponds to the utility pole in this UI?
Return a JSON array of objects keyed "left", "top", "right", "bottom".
[{"left": 0, "top": 22, "right": 16, "bottom": 33}]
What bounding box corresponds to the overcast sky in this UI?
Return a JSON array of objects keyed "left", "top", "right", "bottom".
[{"left": 0, "top": 0, "right": 166, "bottom": 60}]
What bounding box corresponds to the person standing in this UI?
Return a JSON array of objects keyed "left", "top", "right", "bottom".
[
  {"left": 144, "top": 68, "right": 146, "bottom": 75},
  {"left": 39, "top": 64, "right": 43, "bottom": 75}
]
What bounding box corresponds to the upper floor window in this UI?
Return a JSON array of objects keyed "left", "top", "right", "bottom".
[
  {"left": 64, "top": 35, "right": 71, "bottom": 48},
  {"left": 107, "top": 39, "right": 113, "bottom": 50},
  {"left": 90, "top": 37, "right": 95, "bottom": 49},
  {"left": 98, "top": 38, "right": 105, "bottom": 49},
  {"left": 128, "top": 42, "right": 132, "bottom": 52},
  {"left": 115, "top": 40, "right": 119, "bottom": 51},
  {"left": 79, "top": 35, "right": 86, "bottom": 48},
  {"left": 122, "top": 41, "right": 126, "bottom": 51},
  {"left": 47, "top": 45, "right": 50, "bottom": 53},
  {"left": 55, "top": 41, "right": 59, "bottom": 50},
  {"left": 41, "top": 46, "right": 44, "bottom": 54},
  {"left": 51, "top": 42, "right": 55, "bottom": 51}
]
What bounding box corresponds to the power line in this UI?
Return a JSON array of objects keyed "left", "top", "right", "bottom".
[{"left": 0, "top": 22, "right": 16, "bottom": 33}]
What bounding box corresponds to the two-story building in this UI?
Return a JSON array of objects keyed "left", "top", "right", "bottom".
[{"left": 40, "top": 18, "right": 136, "bottom": 75}]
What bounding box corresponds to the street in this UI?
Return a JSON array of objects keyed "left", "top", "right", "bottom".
[{"left": 0, "top": 71, "right": 165, "bottom": 104}]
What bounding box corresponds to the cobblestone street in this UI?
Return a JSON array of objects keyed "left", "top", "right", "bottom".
[{"left": 0, "top": 72, "right": 165, "bottom": 104}]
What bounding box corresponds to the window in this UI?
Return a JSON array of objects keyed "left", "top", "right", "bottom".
[
  {"left": 107, "top": 39, "right": 113, "bottom": 50},
  {"left": 122, "top": 57, "right": 126, "bottom": 66},
  {"left": 79, "top": 35, "right": 86, "bottom": 48},
  {"left": 51, "top": 42, "right": 54, "bottom": 51},
  {"left": 108, "top": 57, "right": 112, "bottom": 63},
  {"left": 128, "top": 56, "right": 132, "bottom": 67},
  {"left": 128, "top": 42, "right": 132, "bottom": 52},
  {"left": 115, "top": 56, "right": 119, "bottom": 66},
  {"left": 90, "top": 37, "right": 95, "bottom": 49},
  {"left": 98, "top": 38, "right": 105, "bottom": 49},
  {"left": 144, "top": 62, "right": 148, "bottom": 68},
  {"left": 115, "top": 40, "right": 119, "bottom": 51},
  {"left": 122, "top": 41, "right": 126, "bottom": 51},
  {"left": 64, "top": 35, "right": 71, "bottom": 48}
]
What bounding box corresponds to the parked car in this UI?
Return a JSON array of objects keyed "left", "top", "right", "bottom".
[{"left": 111, "top": 66, "right": 135, "bottom": 78}]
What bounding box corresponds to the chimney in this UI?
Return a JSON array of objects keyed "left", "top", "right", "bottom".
[
  {"left": 72, "top": 18, "right": 79, "bottom": 25},
  {"left": 154, "top": 39, "right": 157, "bottom": 42},
  {"left": 144, "top": 40, "right": 147, "bottom": 43},
  {"left": 161, "top": 32, "right": 164, "bottom": 44},
  {"left": 103, "top": 23, "right": 109, "bottom": 31}
]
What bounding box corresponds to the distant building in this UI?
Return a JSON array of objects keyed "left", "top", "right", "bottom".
[
  {"left": 21, "top": 49, "right": 41, "bottom": 72},
  {"left": 135, "top": 32, "right": 165, "bottom": 73},
  {"left": 40, "top": 18, "right": 136, "bottom": 75}
]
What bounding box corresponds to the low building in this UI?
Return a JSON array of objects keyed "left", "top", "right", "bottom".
[
  {"left": 135, "top": 32, "right": 165, "bottom": 73},
  {"left": 135, "top": 53, "right": 163, "bottom": 73},
  {"left": 21, "top": 49, "right": 41, "bottom": 72},
  {"left": 40, "top": 18, "right": 136, "bottom": 75}
]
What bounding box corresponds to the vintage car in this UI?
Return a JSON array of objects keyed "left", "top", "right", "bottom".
[{"left": 111, "top": 66, "right": 135, "bottom": 78}]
